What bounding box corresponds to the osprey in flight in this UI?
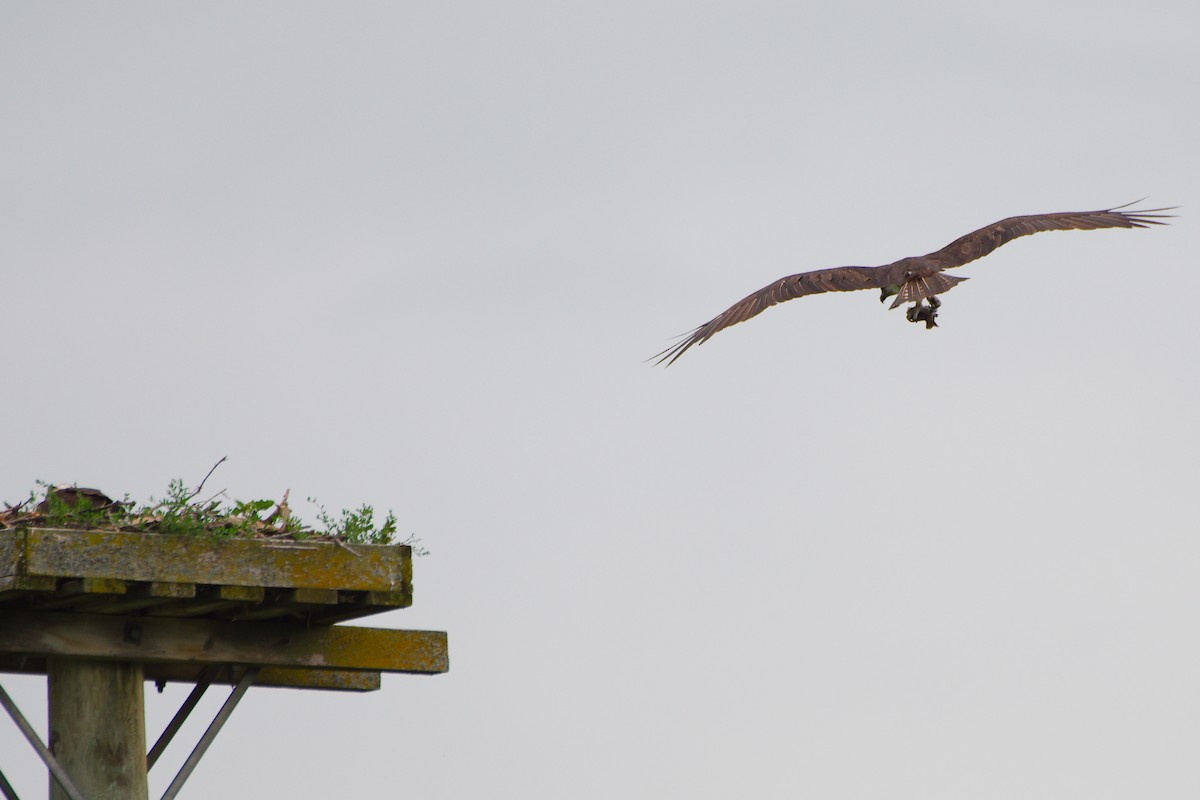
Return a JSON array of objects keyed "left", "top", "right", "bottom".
[{"left": 654, "top": 202, "right": 1172, "bottom": 365}]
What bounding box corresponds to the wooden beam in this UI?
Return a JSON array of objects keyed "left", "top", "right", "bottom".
[
  {"left": 0, "top": 655, "right": 382, "bottom": 691},
  {"left": 0, "top": 574, "right": 58, "bottom": 601},
  {"left": 87, "top": 581, "right": 197, "bottom": 614},
  {"left": 233, "top": 587, "right": 339, "bottom": 621},
  {"left": 306, "top": 589, "right": 412, "bottom": 625},
  {"left": 151, "top": 664, "right": 382, "bottom": 692},
  {"left": 0, "top": 581, "right": 413, "bottom": 624},
  {"left": 0, "top": 612, "right": 448, "bottom": 674},
  {"left": 151, "top": 585, "right": 265, "bottom": 618},
  {"left": 5, "top": 528, "right": 411, "bottom": 593},
  {"left": 32, "top": 578, "right": 127, "bottom": 612}
]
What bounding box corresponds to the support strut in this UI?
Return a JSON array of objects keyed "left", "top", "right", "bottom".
[
  {"left": 159, "top": 666, "right": 259, "bottom": 800},
  {"left": 0, "top": 681, "right": 87, "bottom": 800}
]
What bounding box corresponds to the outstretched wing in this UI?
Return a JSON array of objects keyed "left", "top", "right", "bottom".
[
  {"left": 652, "top": 266, "right": 881, "bottom": 366},
  {"left": 921, "top": 201, "right": 1174, "bottom": 271}
]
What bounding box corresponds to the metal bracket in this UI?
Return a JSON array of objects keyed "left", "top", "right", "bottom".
[
  {"left": 147, "top": 667, "right": 216, "bottom": 771},
  {"left": 0, "top": 767, "right": 21, "bottom": 800},
  {"left": 158, "top": 666, "right": 259, "bottom": 800}
]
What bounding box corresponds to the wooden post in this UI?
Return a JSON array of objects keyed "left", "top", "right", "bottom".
[{"left": 47, "top": 658, "right": 148, "bottom": 800}]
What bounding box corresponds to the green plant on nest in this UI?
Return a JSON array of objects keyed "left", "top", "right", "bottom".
[{"left": 2, "top": 472, "right": 425, "bottom": 553}]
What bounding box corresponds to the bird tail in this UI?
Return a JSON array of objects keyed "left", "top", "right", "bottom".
[{"left": 889, "top": 273, "right": 968, "bottom": 309}]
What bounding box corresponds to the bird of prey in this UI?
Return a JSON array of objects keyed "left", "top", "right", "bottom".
[
  {"left": 34, "top": 485, "right": 119, "bottom": 513},
  {"left": 653, "top": 201, "right": 1172, "bottom": 365}
]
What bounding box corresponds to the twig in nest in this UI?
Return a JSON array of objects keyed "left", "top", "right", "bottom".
[
  {"left": 332, "top": 538, "right": 364, "bottom": 558},
  {"left": 186, "top": 457, "right": 228, "bottom": 502},
  {"left": 265, "top": 489, "right": 291, "bottom": 528},
  {"left": 4, "top": 497, "right": 32, "bottom": 513}
]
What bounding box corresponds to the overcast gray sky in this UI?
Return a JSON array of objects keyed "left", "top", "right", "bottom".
[{"left": 2, "top": 2, "right": 1198, "bottom": 797}]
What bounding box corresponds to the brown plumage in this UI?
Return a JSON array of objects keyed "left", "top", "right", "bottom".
[
  {"left": 654, "top": 201, "right": 1173, "bottom": 365},
  {"left": 34, "top": 485, "right": 119, "bottom": 513}
]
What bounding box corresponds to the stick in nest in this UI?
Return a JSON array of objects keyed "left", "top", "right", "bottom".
[{"left": 185, "top": 456, "right": 228, "bottom": 502}]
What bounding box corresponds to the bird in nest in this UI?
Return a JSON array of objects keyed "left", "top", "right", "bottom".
[{"left": 653, "top": 201, "right": 1173, "bottom": 365}]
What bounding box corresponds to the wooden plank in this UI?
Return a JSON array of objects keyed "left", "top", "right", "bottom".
[
  {"left": 71, "top": 577, "right": 127, "bottom": 595},
  {"left": 151, "top": 585, "right": 266, "bottom": 618},
  {"left": 0, "top": 574, "right": 58, "bottom": 595},
  {"left": 0, "top": 530, "right": 19, "bottom": 579},
  {"left": 210, "top": 585, "right": 263, "bottom": 602},
  {"left": 30, "top": 578, "right": 128, "bottom": 612},
  {"left": 307, "top": 589, "right": 413, "bottom": 625},
  {"left": 146, "top": 581, "right": 197, "bottom": 599},
  {"left": 0, "top": 612, "right": 448, "bottom": 674},
  {"left": 13, "top": 528, "right": 411, "bottom": 593},
  {"left": 149, "top": 665, "right": 382, "bottom": 692},
  {"left": 360, "top": 590, "right": 412, "bottom": 607},
  {"left": 0, "top": 578, "right": 410, "bottom": 624},
  {"left": 233, "top": 588, "right": 340, "bottom": 622},
  {"left": 0, "top": 575, "right": 59, "bottom": 611},
  {"left": 288, "top": 587, "right": 339, "bottom": 604},
  {"left": 87, "top": 582, "right": 198, "bottom": 614},
  {"left": 0, "top": 655, "right": 381, "bottom": 691}
]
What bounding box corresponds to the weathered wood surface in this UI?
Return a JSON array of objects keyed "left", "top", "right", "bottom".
[
  {"left": 0, "top": 574, "right": 58, "bottom": 596},
  {"left": 0, "top": 528, "right": 411, "bottom": 593},
  {"left": 49, "top": 658, "right": 148, "bottom": 800},
  {"left": 0, "top": 528, "right": 447, "bottom": 692},
  {"left": 153, "top": 665, "right": 383, "bottom": 692},
  {"left": 0, "top": 528, "right": 414, "bottom": 623},
  {"left": 0, "top": 531, "right": 17, "bottom": 580},
  {"left": 0, "top": 612, "right": 449, "bottom": 674},
  {"left": 86, "top": 581, "right": 197, "bottom": 615},
  {"left": 0, "top": 654, "right": 382, "bottom": 691},
  {"left": 0, "top": 577, "right": 411, "bottom": 624}
]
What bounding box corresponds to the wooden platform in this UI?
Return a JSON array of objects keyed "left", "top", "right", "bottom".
[{"left": 0, "top": 528, "right": 448, "bottom": 691}]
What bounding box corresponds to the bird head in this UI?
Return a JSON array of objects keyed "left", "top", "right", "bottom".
[{"left": 879, "top": 284, "right": 901, "bottom": 303}]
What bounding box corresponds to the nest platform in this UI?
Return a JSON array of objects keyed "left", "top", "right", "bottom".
[{"left": 0, "top": 528, "right": 448, "bottom": 691}]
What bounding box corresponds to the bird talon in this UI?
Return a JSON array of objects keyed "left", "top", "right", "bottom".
[{"left": 905, "top": 301, "right": 939, "bottom": 329}]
